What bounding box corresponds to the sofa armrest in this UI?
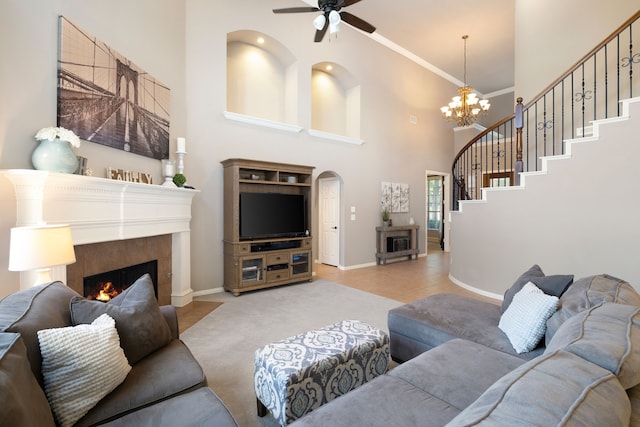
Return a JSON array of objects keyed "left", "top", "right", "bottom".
[{"left": 160, "top": 305, "right": 179, "bottom": 339}]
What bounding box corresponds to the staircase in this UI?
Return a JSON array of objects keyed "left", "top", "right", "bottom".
[
  {"left": 450, "top": 97, "right": 640, "bottom": 297},
  {"left": 449, "top": 10, "right": 640, "bottom": 297}
]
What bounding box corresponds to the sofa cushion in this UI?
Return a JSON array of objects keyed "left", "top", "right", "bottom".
[
  {"left": 98, "top": 387, "right": 238, "bottom": 427},
  {"left": 388, "top": 339, "right": 525, "bottom": 410},
  {"left": 501, "top": 264, "right": 573, "bottom": 313},
  {"left": 71, "top": 273, "right": 172, "bottom": 364},
  {"left": 498, "top": 282, "right": 559, "bottom": 353},
  {"left": 38, "top": 314, "right": 132, "bottom": 427},
  {"left": 446, "top": 350, "right": 631, "bottom": 427},
  {"left": 388, "top": 293, "right": 544, "bottom": 362},
  {"left": 290, "top": 374, "right": 462, "bottom": 427},
  {"left": 0, "top": 332, "right": 55, "bottom": 427},
  {"left": 545, "top": 302, "right": 640, "bottom": 389},
  {"left": 74, "top": 339, "right": 207, "bottom": 427},
  {"left": 0, "top": 281, "right": 78, "bottom": 385},
  {"left": 545, "top": 274, "right": 640, "bottom": 345}
]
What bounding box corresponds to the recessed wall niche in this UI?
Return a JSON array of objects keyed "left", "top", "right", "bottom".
[
  {"left": 226, "top": 30, "right": 298, "bottom": 126},
  {"left": 311, "top": 62, "right": 361, "bottom": 141}
]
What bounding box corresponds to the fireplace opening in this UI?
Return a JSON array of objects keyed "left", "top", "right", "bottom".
[{"left": 83, "top": 260, "right": 158, "bottom": 302}]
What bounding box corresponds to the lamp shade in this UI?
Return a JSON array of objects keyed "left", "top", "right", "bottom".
[{"left": 9, "top": 224, "right": 76, "bottom": 272}]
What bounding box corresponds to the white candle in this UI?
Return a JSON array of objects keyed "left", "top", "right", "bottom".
[
  {"left": 177, "top": 137, "right": 186, "bottom": 153},
  {"left": 164, "top": 162, "right": 174, "bottom": 176}
]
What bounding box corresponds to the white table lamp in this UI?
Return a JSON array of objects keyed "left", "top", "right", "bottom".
[{"left": 9, "top": 224, "right": 76, "bottom": 286}]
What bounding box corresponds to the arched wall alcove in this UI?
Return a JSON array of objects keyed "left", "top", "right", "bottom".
[
  {"left": 226, "top": 30, "right": 298, "bottom": 125},
  {"left": 311, "top": 62, "right": 361, "bottom": 139}
]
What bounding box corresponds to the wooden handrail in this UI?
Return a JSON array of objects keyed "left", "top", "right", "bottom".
[
  {"left": 452, "top": 9, "right": 640, "bottom": 206},
  {"left": 524, "top": 9, "right": 640, "bottom": 111}
]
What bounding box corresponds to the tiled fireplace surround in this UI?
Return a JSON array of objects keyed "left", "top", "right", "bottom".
[
  {"left": 67, "top": 236, "right": 172, "bottom": 305},
  {"left": 3, "top": 170, "right": 198, "bottom": 307}
]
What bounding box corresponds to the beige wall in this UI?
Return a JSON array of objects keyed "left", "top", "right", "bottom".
[
  {"left": 5, "top": 2, "right": 628, "bottom": 298},
  {"left": 515, "top": 0, "right": 638, "bottom": 101},
  {"left": 0, "top": 0, "right": 186, "bottom": 297},
  {"left": 0, "top": 0, "right": 458, "bottom": 297},
  {"left": 185, "top": 0, "right": 457, "bottom": 289}
]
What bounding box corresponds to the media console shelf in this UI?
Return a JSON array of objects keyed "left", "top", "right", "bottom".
[
  {"left": 221, "top": 159, "right": 314, "bottom": 296},
  {"left": 375, "top": 225, "right": 420, "bottom": 265}
]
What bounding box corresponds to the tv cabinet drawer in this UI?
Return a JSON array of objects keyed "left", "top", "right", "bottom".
[
  {"left": 267, "top": 253, "right": 288, "bottom": 265},
  {"left": 266, "top": 270, "right": 290, "bottom": 282}
]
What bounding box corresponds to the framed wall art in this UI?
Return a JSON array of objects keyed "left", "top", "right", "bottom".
[
  {"left": 381, "top": 181, "right": 409, "bottom": 213},
  {"left": 57, "top": 17, "right": 170, "bottom": 160}
]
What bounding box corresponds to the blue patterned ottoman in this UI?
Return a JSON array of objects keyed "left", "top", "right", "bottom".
[{"left": 254, "top": 320, "right": 390, "bottom": 426}]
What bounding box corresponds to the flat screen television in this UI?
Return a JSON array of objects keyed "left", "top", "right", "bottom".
[{"left": 239, "top": 192, "right": 307, "bottom": 240}]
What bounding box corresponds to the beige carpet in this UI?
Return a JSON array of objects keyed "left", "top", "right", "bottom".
[{"left": 181, "top": 279, "right": 403, "bottom": 427}]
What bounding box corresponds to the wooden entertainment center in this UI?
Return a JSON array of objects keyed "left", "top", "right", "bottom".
[{"left": 221, "top": 159, "right": 314, "bottom": 296}]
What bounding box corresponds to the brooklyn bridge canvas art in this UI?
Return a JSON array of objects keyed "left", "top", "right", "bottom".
[{"left": 57, "top": 17, "right": 170, "bottom": 160}]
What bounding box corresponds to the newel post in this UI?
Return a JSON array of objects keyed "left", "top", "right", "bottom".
[{"left": 514, "top": 97, "right": 524, "bottom": 186}]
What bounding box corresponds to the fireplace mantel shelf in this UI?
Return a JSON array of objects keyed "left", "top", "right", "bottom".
[{"left": 2, "top": 169, "right": 199, "bottom": 306}]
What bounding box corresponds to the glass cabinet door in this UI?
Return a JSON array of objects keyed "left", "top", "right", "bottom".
[
  {"left": 241, "top": 256, "right": 264, "bottom": 285},
  {"left": 290, "top": 251, "right": 310, "bottom": 277}
]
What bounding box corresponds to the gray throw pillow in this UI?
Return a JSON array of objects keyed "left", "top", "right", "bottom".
[
  {"left": 70, "top": 274, "right": 172, "bottom": 364},
  {"left": 501, "top": 264, "right": 573, "bottom": 313},
  {"left": 0, "top": 333, "right": 56, "bottom": 426}
]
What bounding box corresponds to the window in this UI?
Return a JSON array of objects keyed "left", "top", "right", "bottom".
[
  {"left": 482, "top": 171, "right": 514, "bottom": 188},
  {"left": 427, "top": 177, "right": 442, "bottom": 230}
]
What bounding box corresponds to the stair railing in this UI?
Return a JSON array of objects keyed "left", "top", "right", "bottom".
[{"left": 452, "top": 10, "right": 640, "bottom": 210}]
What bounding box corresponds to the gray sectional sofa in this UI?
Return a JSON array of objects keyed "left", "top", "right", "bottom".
[
  {"left": 0, "top": 275, "right": 238, "bottom": 427},
  {"left": 292, "top": 269, "right": 640, "bottom": 426}
]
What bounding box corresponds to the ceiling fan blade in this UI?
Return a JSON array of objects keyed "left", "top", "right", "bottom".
[
  {"left": 340, "top": 11, "right": 376, "bottom": 33},
  {"left": 273, "top": 7, "right": 320, "bottom": 13},
  {"left": 343, "top": 0, "right": 363, "bottom": 6},
  {"left": 314, "top": 21, "right": 329, "bottom": 42}
]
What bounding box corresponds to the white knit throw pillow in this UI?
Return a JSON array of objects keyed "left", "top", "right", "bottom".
[
  {"left": 37, "top": 314, "right": 131, "bottom": 427},
  {"left": 499, "top": 282, "right": 559, "bottom": 353}
]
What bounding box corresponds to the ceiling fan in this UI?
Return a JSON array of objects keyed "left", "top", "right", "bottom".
[{"left": 273, "top": 0, "right": 376, "bottom": 43}]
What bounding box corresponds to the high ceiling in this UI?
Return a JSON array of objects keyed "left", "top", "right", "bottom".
[{"left": 294, "top": 0, "right": 515, "bottom": 97}]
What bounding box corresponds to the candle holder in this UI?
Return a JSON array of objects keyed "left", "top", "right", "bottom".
[
  {"left": 161, "top": 159, "right": 176, "bottom": 187},
  {"left": 176, "top": 151, "right": 186, "bottom": 175}
]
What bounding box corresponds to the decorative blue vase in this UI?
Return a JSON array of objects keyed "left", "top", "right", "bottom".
[{"left": 31, "top": 139, "right": 79, "bottom": 173}]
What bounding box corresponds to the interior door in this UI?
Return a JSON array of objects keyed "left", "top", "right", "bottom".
[{"left": 319, "top": 177, "right": 340, "bottom": 266}]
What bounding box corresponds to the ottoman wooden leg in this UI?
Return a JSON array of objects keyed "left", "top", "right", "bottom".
[{"left": 257, "top": 398, "right": 268, "bottom": 417}]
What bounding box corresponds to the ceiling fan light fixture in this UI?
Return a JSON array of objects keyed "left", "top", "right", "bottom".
[
  {"left": 273, "top": 0, "right": 376, "bottom": 43},
  {"left": 328, "top": 10, "right": 341, "bottom": 34},
  {"left": 313, "top": 14, "right": 326, "bottom": 30},
  {"left": 328, "top": 10, "right": 341, "bottom": 25}
]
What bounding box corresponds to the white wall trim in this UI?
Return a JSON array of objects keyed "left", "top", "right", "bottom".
[
  {"left": 448, "top": 273, "right": 503, "bottom": 301},
  {"left": 308, "top": 129, "right": 364, "bottom": 145},
  {"left": 223, "top": 111, "right": 303, "bottom": 133}
]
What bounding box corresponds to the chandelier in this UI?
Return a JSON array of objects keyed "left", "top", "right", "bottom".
[{"left": 441, "top": 35, "right": 490, "bottom": 127}]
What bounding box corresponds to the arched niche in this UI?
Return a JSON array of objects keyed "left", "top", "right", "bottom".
[
  {"left": 226, "top": 30, "right": 299, "bottom": 128},
  {"left": 311, "top": 62, "right": 362, "bottom": 143}
]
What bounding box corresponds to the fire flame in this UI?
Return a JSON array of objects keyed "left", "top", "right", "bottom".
[{"left": 93, "top": 282, "right": 120, "bottom": 302}]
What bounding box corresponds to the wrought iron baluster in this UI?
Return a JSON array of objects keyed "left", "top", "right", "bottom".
[{"left": 604, "top": 44, "right": 609, "bottom": 118}]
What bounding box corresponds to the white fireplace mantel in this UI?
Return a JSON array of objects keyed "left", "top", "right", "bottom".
[{"left": 2, "top": 169, "right": 199, "bottom": 306}]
